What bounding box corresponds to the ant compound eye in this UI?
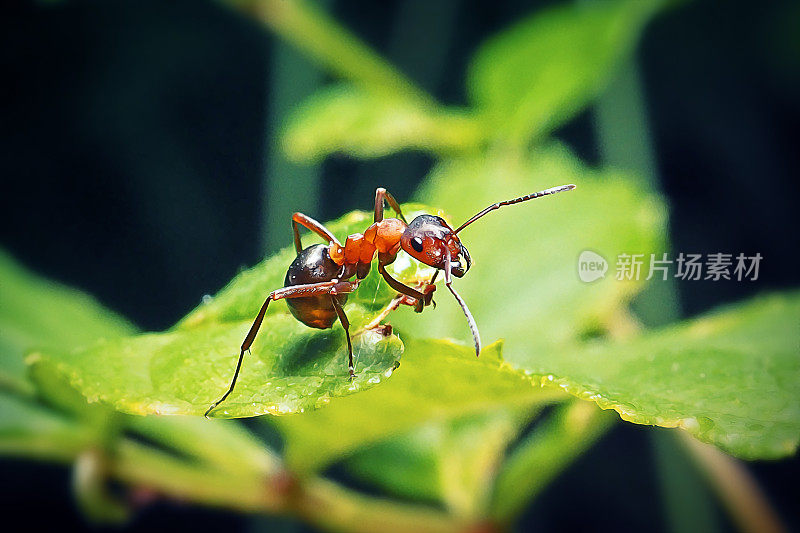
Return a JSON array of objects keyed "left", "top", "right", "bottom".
[{"left": 410, "top": 236, "right": 424, "bottom": 253}]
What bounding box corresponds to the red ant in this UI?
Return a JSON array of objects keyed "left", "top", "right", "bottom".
[{"left": 205, "top": 184, "right": 575, "bottom": 417}]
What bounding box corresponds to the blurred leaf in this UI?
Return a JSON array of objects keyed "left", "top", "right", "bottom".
[
  {"left": 281, "top": 84, "right": 483, "bottom": 162},
  {"left": 523, "top": 292, "right": 800, "bottom": 460},
  {"left": 436, "top": 410, "right": 529, "bottom": 518},
  {"left": 0, "top": 390, "right": 93, "bottom": 461},
  {"left": 273, "top": 339, "right": 567, "bottom": 473},
  {"left": 0, "top": 248, "right": 135, "bottom": 394},
  {"left": 344, "top": 422, "right": 443, "bottom": 503},
  {"left": 34, "top": 208, "right": 445, "bottom": 419},
  {"left": 127, "top": 415, "right": 279, "bottom": 475},
  {"left": 345, "top": 409, "right": 530, "bottom": 517},
  {"left": 232, "top": 0, "right": 432, "bottom": 104},
  {"left": 27, "top": 355, "right": 112, "bottom": 420},
  {"left": 25, "top": 356, "right": 124, "bottom": 453},
  {"left": 489, "top": 401, "right": 616, "bottom": 522},
  {"left": 401, "top": 143, "right": 665, "bottom": 359},
  {"left": 467, "top": 1, "right": 659, "bottom": 144}
]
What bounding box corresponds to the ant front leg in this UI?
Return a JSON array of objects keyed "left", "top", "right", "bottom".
[
  {"left": 205, "top": 279, "right": 360, "bottom": 418},
  {"left": 374, "top": 188, "right": 407, "bottom": 224},
  {"left": 377, "top": 252, "right": 431, "bottom": 313}
]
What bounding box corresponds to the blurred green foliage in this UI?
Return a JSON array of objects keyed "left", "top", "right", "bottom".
[
  {"left": 1, "top": 1, "right": 797, "bottom": 531},
  {"left": 0, "top": 248, "right": 135, "bottom": 395}
]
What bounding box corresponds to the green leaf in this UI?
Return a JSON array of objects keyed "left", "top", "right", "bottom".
[
  {"left": 34, "top": 208, "right": 445, "bottom": 419},
  {"left": 35, "top": 303, "right": 404, "bottom": 418},
  {"left": 344, "top": 422, "right": 443, "bottom": 503},
  {"left": 0, "top": 248, "right": 135, "bottom": 394},
  {"left": 281, "top": 84, "right": 483, "bottom": 162},
  {"left": 524, "top": 292, "right": 800, "bottom": 460},
  {"left": 272, "top": 339, "right": 567, "bottom": 473},
  {"left": 26, "top": 355, "right": 119, "bottom": 434},
  {"left": 467, "top": 1, "right": 659, "bottom": 144}
]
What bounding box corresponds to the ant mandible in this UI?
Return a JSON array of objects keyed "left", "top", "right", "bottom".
[{"left": 205, "top": 184, "right": 576, "bottom": 417}]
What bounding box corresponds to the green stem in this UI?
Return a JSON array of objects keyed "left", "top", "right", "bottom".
[
  {"left": 239, "top": 0, "right": 433, "bottom": 106},
  {"left": 297, "top": 477, "right": 465, "bottom": 533},
  {"left": 113, "top": 439, "right": 279, "bottom": 512},
  {"left": 679, "top": 433, "right": 787, "bottom": 533},
  {"left": 107, "top": 436, "right": 464, "bottom": 533},
  {"left": 650, "top": 431, "right": 721, "bottom": 533}
]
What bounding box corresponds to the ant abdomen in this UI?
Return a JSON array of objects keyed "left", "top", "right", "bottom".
[{"left": 284, "top": 244, "right": 347, "bottom": 329}]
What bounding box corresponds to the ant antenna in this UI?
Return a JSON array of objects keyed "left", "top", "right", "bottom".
[
  {"left": 444, "top": 248, "right": 481, "bottom": 356},
  {"left": 454, "top": 184, "right": 576, "bottom": 234}
]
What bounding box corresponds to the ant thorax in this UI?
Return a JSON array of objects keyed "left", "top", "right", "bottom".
[{"left": 329, "top": 218, "right": 406, "bottom": 266}]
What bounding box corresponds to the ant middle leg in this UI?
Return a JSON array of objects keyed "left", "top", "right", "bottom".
[
  {"left": 374, "top": 188, "right": 407, "bottom": 224},
  {"left": 377, "top": 253, "right": 433, "bottom": 313}
]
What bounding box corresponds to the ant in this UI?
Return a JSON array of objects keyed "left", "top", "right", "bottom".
[{"left": 205, "top": 184, "right": 575, "bottom": 417}]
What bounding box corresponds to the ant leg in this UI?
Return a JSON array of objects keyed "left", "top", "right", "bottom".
[
  {"left": 329, "top": 296, "right": 354, "bottom": 379},
  {"left": 424, "top": 270, "right": 439, "bottom": 307},
  {"left": 205, "top": 279, "right": 361, "bottom": 417},
  {"left": 374, "top": 188, "right": 407, "bottom": 224},
  {"left": 443, "top": 249, "right": 481, "bottom": 357},
  {"left": 205, "top": 293, "right": 274, "bottom": 418},
  {"left": 292, "top": 212, "right": 341, "bottom": 252},
  {"left": 357, "top": 293, "right": 406, "bottom": 333},
  {"left": 377, "top": 254, "right": 429, "bottom": 312}
]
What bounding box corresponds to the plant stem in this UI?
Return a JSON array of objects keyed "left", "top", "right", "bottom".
[
  {"left": 679, "top": 433, "right": 787, "bottom": 533},
  {"left": 108, "top": 436, "right": 465, "bottom": 533},
  {"left": 297, "top": 477, "right": 465, "bottom": 533},
  {"left": 650, "top": 431, "right": 721, "bottom": 533}
]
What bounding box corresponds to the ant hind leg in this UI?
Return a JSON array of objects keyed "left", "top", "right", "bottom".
[{"left": 330, "top": 296, "right": 355, "bottom": 379}]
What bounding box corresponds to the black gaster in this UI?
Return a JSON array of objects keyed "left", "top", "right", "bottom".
[{"left": 284, "top": 244, "right": 348, "bottom": 329}]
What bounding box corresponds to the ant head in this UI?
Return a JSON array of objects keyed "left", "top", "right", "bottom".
[{"left": 400, "top": 214, "right": 471, "bottom": 277}]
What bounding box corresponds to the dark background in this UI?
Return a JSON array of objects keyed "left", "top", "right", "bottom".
[{"left": 2, "top": 0, "right": 798, "bottom": 531}]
